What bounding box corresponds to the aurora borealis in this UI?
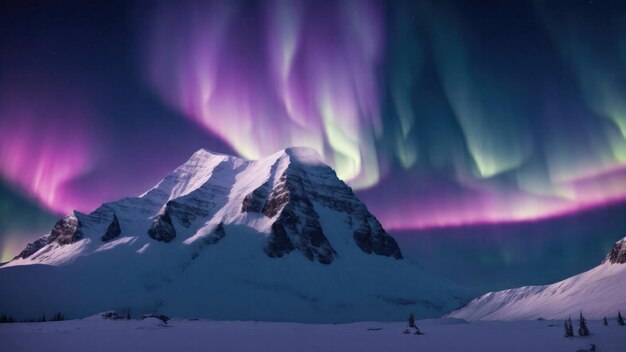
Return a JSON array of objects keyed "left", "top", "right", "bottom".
[{"left": 1, "top": 0, "right": 626, "bottom": 272}]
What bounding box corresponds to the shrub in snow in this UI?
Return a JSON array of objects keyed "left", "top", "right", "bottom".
[
  {"left": 141, "top": 314, "right": 170, "bottom": 324},
  {"left": 618, "top": 311, "right": 625, "bottom": 326},
  {"left": 603, "top": 317, "right": 608, "bottom": 326},
  {"left": 101, "top": 311, "right": 122, "bottom": 320}
]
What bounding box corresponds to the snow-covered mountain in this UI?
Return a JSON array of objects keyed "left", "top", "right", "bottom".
[
  {"left": 448, "top": 236, "right": 626, "bottom": 321},
  {"left": 0, "top": 147, "right": 469, "bottom": 322}
]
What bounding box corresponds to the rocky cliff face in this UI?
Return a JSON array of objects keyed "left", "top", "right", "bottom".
[{"left": 240, "top": 148, "right": 401, "bottom": 264}]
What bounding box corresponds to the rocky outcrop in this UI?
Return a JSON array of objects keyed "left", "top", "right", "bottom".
[
  {"left": 13, "top": 235, "right": 51, "bottom": 260},
  {"left": 265, "top": 221, "right": 296, "bottom": 258},
  {"left": 241, "top": 151, "right": 401, "bottom": 263},
  {"left": 353, "top": 214, "right": 403, "bottom": 259},
  {"left": 101, "top": 214, "right": 122, "bottom": 242},
  {"left": 603, "top": 237, "right": 626, "bottom": 264},
  {"left": 242, "top": 158, "right": 279, "bottom": 214},
  {"left": 48, "top": 213, "right": 83, "bottom": 245},
  {"left": 290, "top": 160, "right": 403, "bottom": 260},
  {"left": 262, "top": 175, "right": 289, "bottom": 218},
  {"left": 242, "top": 182, "right": 271, "bottom": 213},
  {"left": 204, "top": 222, "right": 226, "bottom": 245},
  {"left": 191, "top": 223, "right": 228, "bottom": 261},
  {"left": 148, "top": 206, "right": 176, "bottom": 242},
  {"left": 13, "top": 213, "right": 83, "bottom": 259},
  {"left": 263, "top": 167, "right": 336, "bottom": 264}
]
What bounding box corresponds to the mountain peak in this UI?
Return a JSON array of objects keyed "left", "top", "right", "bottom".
[
  {"left": 187, "top": 148, "right": 233, "bottom": 163},
  {"left": 189, "top": 146, "right": 323, "bottom": 164},
  {"left": 2, "top": 147, "right": 468, "bottom": 322},
  {"left": 281, "top": 147, "right": 324, "bottom": 165},
  {"left": 603, "top": 236, "right": 626, "bottom": 264},
  {"left": 13, "top": 146, "right": 401, "bottom": 265}
]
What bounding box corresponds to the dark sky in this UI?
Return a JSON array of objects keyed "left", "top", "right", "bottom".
[{"left": 1, "top": 0, "right": 625, "bottom": 291}]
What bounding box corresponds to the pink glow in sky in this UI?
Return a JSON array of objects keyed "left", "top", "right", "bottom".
[{"left": 0, "top": 87, "right": 95, "bottom": 214}]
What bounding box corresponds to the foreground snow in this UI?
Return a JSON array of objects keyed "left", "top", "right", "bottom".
[{"left": 0, "top": 318, "right": 624, "bottom": 352}]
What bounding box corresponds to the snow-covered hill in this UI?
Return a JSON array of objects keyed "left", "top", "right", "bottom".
[
  {"left": 0, "top": 147, "right": 469, "bottom": 322},
  {"left": 448, "top": 237, "right": 626, "bottom": 321}
]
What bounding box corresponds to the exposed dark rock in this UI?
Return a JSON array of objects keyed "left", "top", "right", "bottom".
[
  {"left": 167, "top": 198, "right": 211, "bottom": 228},
  {"left": 265, "top": 221, "right": 296, "bottom": 258},
  {"left": 263, "top": 173, "right": 290, "bottom": 218},
  {"left": 263, "top": 166, "right": 336, "bottom": 264},
  {"left": 48, "top": 213, "right": 83, "bottom": 246},
  {"left": 204, "top": 222, "right": 226, "bottom": 245},
  {"left": 13, "top": 235, "right": 50, "bottom": 260},
  {"left": 101, "top": 213, "right": 122, "bottom": 242},
  {"left": 167, "top": 159, "right": 235, "bottom": 229},
  {"left": 242, "top": 158, "right": 279, "bottom": 213},
  {"left": 353, "top": 215, "right": 403, "bottom": 259},
  {"left": 603, "top": 237, "right": 626, "bottom": 264},
  {"left": 242, "top": 184, "right": 270, "bottom": 213},
  {"left": 260, "top": 155, "right": 402, "bottom": 263},
  {"left": 301, "top": 163, "right": 403, "bottom": 260},
  {"left": 148, "top": 206, "right": 176, "bottom": 242},
  {"left": 13, "top": 213, "right": 83, "bottom": 259}
]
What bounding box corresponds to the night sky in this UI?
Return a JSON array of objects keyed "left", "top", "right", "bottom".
[{"left": 1, "top": 0, "right": 626, "bottom": 290}]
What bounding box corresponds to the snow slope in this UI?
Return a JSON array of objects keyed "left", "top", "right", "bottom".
[
  {"left": 448, "top": 237, "right": 626, "bottom": 320},
  {"left": 0, "top": 147, "right": 469, "bottom": 322},
  {"left": 1, "top": 318, "right": 624, "bottom": 352}
]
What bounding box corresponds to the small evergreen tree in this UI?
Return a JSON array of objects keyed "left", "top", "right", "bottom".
[
  {"left": 408, "top": 313, "right": 415, "bottom": 328},
  {"left": 564, "top": 317, "right": 574, "bottom": 337},
  {"left": 603, "top": 317, "right": 608, "bottom": 326},
  {"left": 578, "top": 311, "right": 589, "bottom": 336},
  {"left": 126, "top": 310, "right": 131, "bottom": 320},
  {"left": 618, "top": 311, "right": 625, "bottom": 326}
]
